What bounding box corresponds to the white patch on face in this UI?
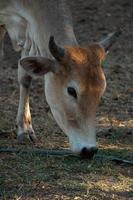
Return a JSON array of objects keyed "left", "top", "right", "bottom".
[
  {"left": 45, "top": 74, "right": 97, "bottom": 154},
  {"left": 67, "top": 126, "right": 97, "bottom": 153},
  {"left": 45, "top": 73, "right": 66, "bottom": 132}
]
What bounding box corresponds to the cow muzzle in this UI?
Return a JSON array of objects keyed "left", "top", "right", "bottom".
[{"left": 80, "top": 147, "right": 98, "bottom": 159}]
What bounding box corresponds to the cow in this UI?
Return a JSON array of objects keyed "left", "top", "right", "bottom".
[{"left": 0, "top": 0, "right": 120, "bottom": 158}]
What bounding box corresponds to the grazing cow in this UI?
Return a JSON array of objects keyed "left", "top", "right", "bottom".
[{"left": 0, "top": 0, "right": 120, "bottom": 158}]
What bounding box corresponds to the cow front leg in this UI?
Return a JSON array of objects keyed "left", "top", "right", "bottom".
[{"left": 16, "top": 64, "right": 36, "bottom": 142}]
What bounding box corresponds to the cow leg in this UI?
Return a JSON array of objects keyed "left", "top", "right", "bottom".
[{"left": 16, "top": 63, "right": 36, "bottom": 142}]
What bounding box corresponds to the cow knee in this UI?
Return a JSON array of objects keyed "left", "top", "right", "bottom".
[
  {"left": 18, "top": 63, "right": 32, "bottom": 88},
  {"left": 19, "top": 75, "right": 32, "bottom": 89}
]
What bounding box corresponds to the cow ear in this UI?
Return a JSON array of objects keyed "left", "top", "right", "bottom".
[{"left": 19, "top": 56, "right": 57, "bottom": 77}]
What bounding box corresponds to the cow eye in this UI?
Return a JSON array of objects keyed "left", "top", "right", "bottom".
[{"left": 67, "top": 87, "right": 77, "bottom": 99}]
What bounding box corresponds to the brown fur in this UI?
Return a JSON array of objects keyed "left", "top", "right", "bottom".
[{"left": 52, "top": 44, "right": 106, "bottom": 126}]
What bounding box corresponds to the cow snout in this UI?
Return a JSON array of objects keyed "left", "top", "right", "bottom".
[{"left": 80, "top": 147, "right": 98, "bottom": 159}]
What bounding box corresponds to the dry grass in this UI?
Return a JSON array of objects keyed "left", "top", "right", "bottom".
[{"left": 0, "top": 125, "right": 132, "bottom": 200}]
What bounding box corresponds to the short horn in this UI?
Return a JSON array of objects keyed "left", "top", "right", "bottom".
[
  {"left": 99, "top": 30, "right": 121, "bottom": 52},
  {"left": 49, "top": 36, "right": 65, "bottom": 61}
]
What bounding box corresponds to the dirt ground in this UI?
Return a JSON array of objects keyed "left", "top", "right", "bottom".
[{"left": 0, "top": 0, "right": 133, "bottom": 199}]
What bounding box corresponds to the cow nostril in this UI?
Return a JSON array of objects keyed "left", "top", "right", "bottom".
[{"left": 80, "top": 147, "right": 98, "bottom": 159}]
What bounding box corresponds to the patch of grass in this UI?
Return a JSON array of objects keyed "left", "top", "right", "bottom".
[
  {"left": 0, "top": 150, "right": 132, "bottom": 199},
  {"left": 0, "top": 125, "right": 132, "bottom": 199}
]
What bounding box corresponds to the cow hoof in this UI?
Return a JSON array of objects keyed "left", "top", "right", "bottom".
[
  {"left": 28, "top": 130, "right": 37, "bottom": 143},
  {"left": 17, "top": 129, "right": 36, "bottom": 143}
]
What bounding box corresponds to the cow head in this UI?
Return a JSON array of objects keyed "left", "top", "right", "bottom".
[{"left": 20, "top": 31, "right": 121, "bottom": 158}]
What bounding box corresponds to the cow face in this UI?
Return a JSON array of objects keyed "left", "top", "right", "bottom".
[
  {"left": 44, "top": 44, "right": 106, "bottom": 158},
  {"left": 20, "top": 32, "right": 120, "bottom": 158}
]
